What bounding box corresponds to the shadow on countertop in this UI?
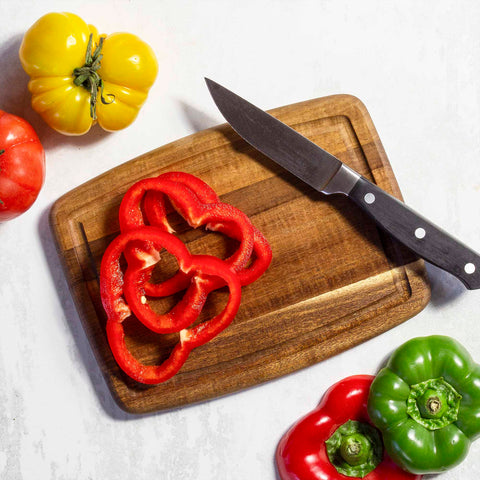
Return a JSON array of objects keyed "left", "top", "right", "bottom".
[
  {"left": 37, "top": 205, "right": 156, "bottom": 421},
  {"left": 179, "top": 99, "right": 219, "bottom": 132},
  {"left": 0, "top": 33, "right": 30, "bottom": 117},
  {"left": 425, "top": 262, "right": 466, "bottom": 308}
]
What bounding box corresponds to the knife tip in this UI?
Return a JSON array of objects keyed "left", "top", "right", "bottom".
[{"left": 204, "top": 77, "right": 220, "bottom": 92}]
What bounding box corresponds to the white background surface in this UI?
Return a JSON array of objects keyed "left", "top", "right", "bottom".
[{"left": 1, "top": 1, "right": 480, "bottom": 478}]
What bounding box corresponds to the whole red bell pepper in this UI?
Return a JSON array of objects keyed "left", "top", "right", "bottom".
[{"left": 276, "top": 375, "right": 422, "bottom": 480}]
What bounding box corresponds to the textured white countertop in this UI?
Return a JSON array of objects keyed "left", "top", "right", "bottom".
[{"left": 1, "top": 1, "right": 480, "bottom": 478}]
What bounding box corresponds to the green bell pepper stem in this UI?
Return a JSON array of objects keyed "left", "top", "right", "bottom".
[
  {"left": 417, "top": 388, "right": 447, "bottom": 418},
  {"left": 407, "top": 377, "right": 462, "bottom": 429}
]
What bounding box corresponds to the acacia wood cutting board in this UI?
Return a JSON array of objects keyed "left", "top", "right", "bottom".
[{"left": 50, "top": 94, "right": 431, "bottom": 414}]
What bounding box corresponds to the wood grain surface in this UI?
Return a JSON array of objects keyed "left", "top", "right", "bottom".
[{"left": 50, "top": 94, "right": 431, "bottom": 414}]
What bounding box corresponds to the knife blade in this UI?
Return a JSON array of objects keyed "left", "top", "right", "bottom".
[{"left": 205, "top": 78, "right": 480, "bottom": 290}]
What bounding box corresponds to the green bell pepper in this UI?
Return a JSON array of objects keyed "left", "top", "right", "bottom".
[{"left": 367, "top": 335, "right": 480, "bottom": 475}]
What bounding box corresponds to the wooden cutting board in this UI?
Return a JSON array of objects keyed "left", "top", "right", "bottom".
[{"left": 50, "top": 94, "right": 430, "bottom": 414}]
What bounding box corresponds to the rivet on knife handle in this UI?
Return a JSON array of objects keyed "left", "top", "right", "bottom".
[{"left": 339, "top": 174, "right": 480, "bottom": 289}]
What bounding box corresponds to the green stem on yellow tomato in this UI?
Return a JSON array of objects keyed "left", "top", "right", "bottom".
[{"left": 72, "top": 34, "right": 115, "bottom": 120}]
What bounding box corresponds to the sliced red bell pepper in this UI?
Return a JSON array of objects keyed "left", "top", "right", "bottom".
[
  {"left": 276, "top": 375, "right": 422, "bottom": 480},
  {"left": 118, "top": 177, "right": 255, "bottom": 330},
  {"left": 143, "top": 171, "right": 220, "bottom": 234},
  {"left": 207, "top": 220, "right": 272, "bottom": 289},
  {"left": 119, "top": 176, "right": 255, "bottom": 274},
  {"left": 100, "top": 226, "right": 242, "bottom": 384},
  {"left": 141, "top": 172, "right": 272, "bottom": 294},
  {"left": 122, "top": 255, "right": 209, "bottom": 334},
  {"left": 140, "top": 171, "right": 222, "bottom": 295}
]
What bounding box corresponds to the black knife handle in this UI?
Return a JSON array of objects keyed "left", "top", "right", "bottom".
[{"left": 348, "top": 176, "right": 480, "bottom": 289}]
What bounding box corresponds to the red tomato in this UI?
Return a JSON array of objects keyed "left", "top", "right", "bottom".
[{"left": 0, "top": 110, "right": 45, "bottom": 221}]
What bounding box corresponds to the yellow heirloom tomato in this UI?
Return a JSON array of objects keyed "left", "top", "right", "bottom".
[{"left": 19, "top": 12, "right": 158, "bottom": 135}]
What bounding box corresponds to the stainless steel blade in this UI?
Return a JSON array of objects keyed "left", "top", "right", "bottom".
[{"left": 205, "top": 78, "right": 344, "bottom": 192}]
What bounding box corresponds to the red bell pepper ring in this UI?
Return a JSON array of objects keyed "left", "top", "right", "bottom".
[
  {"left": 206, "top": 220, "right": 272, "bottom": 290},
  {"left": 119, "top": 176, "right": 255, "bottom": 274},
  {"left": 118, "top": 177, "right": 254, "bottom": 332},
  {"left": 122, "top": 257, "right": 209, "bottom": 334},
  {"left": 276, "top": 375, "right": 422, "bottom": 480},
  {"left": 100, "top": 226, "right": 242, "bottom": 384},
  {"left": 141, "top": 172, "right": 272, "bottom": 295},
  {"left": 143, "top": 171, "right": 220, "bottom": 234},
  {"left": 141, "top": 171, "right": 222, "bottom": 296}
]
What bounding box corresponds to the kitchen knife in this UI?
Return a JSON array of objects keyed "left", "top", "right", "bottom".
[{"left": 206, "top": 78, "right": 480, "bottom": 290}]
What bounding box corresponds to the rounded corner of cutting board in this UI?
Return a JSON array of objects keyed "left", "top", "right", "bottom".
[
  {"left": 326, "top": 93, "right": 369, "bottom": 110},
  {"left": 49, "top": 193, "right": 69, "bottom": 227}
]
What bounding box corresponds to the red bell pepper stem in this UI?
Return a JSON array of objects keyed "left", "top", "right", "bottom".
[
  {"left": 276, "top": 375, "right": 422, "bottom": 480},
  {"left": 100, "top": 226, "right": 242, "bottom": 384}
]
